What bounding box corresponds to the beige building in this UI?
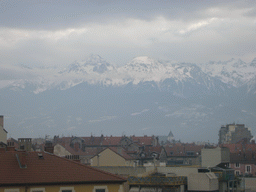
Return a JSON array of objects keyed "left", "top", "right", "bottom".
[
  {"left": 188, "top": 172, "right": 218, "bottom": 192},
  {"left": 0, "top": 116, "right": 7, "bottom": 145},
  {"left": 54, "top": 143, "right": 72, "bottom": 157},
  {"left": 91, "top": 147, "right": 135, "bottom": 167},
  {"left": 201, "top": 147, "right": 230, "bottom": 168}
]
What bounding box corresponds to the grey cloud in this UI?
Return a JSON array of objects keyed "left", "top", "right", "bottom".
[{"left": 2, "top": 0, "right": 254, "bottom": 30}]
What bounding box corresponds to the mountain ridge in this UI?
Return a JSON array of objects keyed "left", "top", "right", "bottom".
[{"left": 1, "top": 54, "right": 256, "bottom": 95}]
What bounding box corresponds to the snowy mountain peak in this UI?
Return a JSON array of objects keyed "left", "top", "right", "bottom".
[
  {"left": 84, "top": 54, "right": 109, "bottom": 66},
  {"left": 130, "top": 56, "right": 156, "bottom": 65},
  {"left": 61, "top": 55, "right": 115, "bottom": 74}
]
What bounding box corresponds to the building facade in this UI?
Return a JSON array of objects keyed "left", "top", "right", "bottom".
[
  {"left": 218, "top": 124, "right": 253, "bottom": 144},
  {"left": 0, "top": 116, "right": 7, "bottom": 145}
]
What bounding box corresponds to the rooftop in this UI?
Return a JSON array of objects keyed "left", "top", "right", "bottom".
[{"left": 0, "top": 150, "right": 126, "bottom": 186}]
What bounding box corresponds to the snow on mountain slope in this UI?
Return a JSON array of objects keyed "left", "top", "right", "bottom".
[
  {"left": 1, "top": 55, "right": 256, "bottom": 94},
  {"left": 198, "top": 58, "right": 256, "bottom": 87},
  {"left": 61, "top": 54, "right": 115, "bottom": 74}
]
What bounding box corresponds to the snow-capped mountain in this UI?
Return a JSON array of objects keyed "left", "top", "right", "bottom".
[
  {"left": 1, "top": 55, "right": 256, "bottom": 94},
  {"left": 198, "top": 58, "right": 256, "bottom": 87},
  {"left": 1, "top": 55, "right": 256, "bottom": 142},
  {"left": 60, "top": 54, "right": 115, "bottom": 74}
]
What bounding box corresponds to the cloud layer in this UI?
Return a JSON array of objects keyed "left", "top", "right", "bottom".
[{"left": 1, "top": 1, "right": 256, "bottom": 67}]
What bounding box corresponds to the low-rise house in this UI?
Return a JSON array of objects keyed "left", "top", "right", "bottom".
[
  {"left": 53, "top": 135, "right": 159, "bottom": 152},
  {"left": 54, "top": 143, "right": 99, "bottom": 164},
  {"left": 7, "top": 138, "right": 19, "bottom": 149},
  {"left": 220, "top": 140, "right": 256, "bottom": 176},
  {"left": 229, "top": 152, "right": 256, "bottom": 176},
  {"left": 0, "top": 148, "right": 126, "bottom": 192},
  {"left": 91, "top": 147, "right": 135, "bottom": 166},
  {"left": 165, "top": 143, "right": 204, "bottom": 166},
  {"left": 136, "top": 146, "right": 167, "bottom": 166}
]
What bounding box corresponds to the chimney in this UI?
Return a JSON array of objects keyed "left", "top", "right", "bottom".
[
  {"left": 0, "top": 115, "right": 3, "bottom": 127},
  {"left": 44, "top": 141, "right": 54, "bottom": 153},
  {"left": 74, "top": 142, "right": 80, "bottom": 151}
]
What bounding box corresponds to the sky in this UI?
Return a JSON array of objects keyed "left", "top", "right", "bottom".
[{"left": 1, "top": 0, "right": 256, "bottom": 68}]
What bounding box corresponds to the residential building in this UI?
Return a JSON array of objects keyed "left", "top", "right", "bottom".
[
  {"left": 201, "top": 147, "right": 230, "bottom": 168},
  {"left": 91, "top": 147, "right": 135, "bottom": 166},
  {"left": 187, "top": 172, "right": 218, "bottom": 192},
  {"left": 7, "top": 138, "right": 19, "bottom": 149},
  {"left": 18, "top": 138, "right": 33, "bottom": 151},
  {"left": 54, "top": 142, "right": 99, "bottom": 164},
  {"left": 221, "top": 141, "right": 256, "bottom": 176},
  {"left": 218, "top": 123, "right": 253, "bottom": 144},
  {"left": 0, "top": 116, "right": 7, "bottom": 145},
  {"left": 0, "top": 148, "right": 126, "bottom": 192},
  {"left": 52, "top": 135, "right": 160, "bottom": 165},
  {"left": 164, "top": 143, "right": 204, "bottom": 166}
]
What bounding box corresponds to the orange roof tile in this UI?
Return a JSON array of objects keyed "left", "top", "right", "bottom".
[{"left": 0, "top": 151, "right": 126, "bottom": 186}]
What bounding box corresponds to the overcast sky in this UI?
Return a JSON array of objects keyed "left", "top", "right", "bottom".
[{"left": 1, "top": 0, "right": 256, "bottom": 67}]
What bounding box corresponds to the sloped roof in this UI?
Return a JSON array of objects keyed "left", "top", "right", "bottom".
[
  {"left": 230, "top": 152, "right": 256, "bottom": 164},
  {"left": 91, "top": 147, "right": 134, "bottom": 160},
  {"left": 130, "top": 136, "right": 153, "bottom": 145},
  {"left": 102, "top": 137, "right": 123, "bottom": 145},
  {"left": 108, "top": 147, "right": 134, "bottom": 160},
  {"left": 220, "top": 143, "right": 256, "bottom": 153},
  {"left": 164, "top": 143, "right": 204, "bottom": 156},
  {"left": 0, "top": 151, "right": 126, "bottom": 186},
  {"left": 55, "top": 143, "right": 99, "bottom": 157},
  {"left": 168, "top": 130, "right": 174, "bottom": 137}
]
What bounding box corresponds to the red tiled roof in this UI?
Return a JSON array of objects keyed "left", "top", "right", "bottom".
[
  {"left": 0, "top": 151, "right": 126, "bottom": 186},
  {"left": 230, "top": 152, "right": 256, "bottom": 164},
  {"left": 102, "top": 137, "right": 123, "bottom": 145},
  {"left": 54, "top": 135, "right": 156, "bottom": 147},
  {"left": 55, "top": 143, "right": 99, "bottom": 157},
  {"left": 131, "top": 136, "right": 153, "bottom": 145},
  {"left": 220, "top": 143, "right": 256, "bottom": 153},
  {"left": 164, "top": 143, "right": 204, "bottom": 156}
]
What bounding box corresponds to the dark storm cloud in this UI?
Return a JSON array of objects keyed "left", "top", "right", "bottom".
[{"left": 1, "top": 0, "right": 255, "bottom": 30}]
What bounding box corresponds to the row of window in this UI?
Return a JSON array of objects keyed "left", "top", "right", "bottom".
[
  {"left": 227, "top": 163, "right": 252, "bottom": 171},
  {"left": 4, "top": 186, "right": 107, "bottom": 192}
]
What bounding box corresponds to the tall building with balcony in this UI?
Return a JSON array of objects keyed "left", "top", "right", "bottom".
[{"left": 218, "top": 124, "right": 253, "bottom": 144}]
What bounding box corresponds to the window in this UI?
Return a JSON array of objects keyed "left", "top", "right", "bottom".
[
  {"left": 96, "top": 190, "right": 105, "bottom": 192},
  {"left": 246, "top": 165, "right": 251, "bottom": 173},
  {"left": 4, "top": 189, "right": 19, "bottom": 192},
  {"left": 59, "top": 187, "right": 75, "bottom": 192},
  {"left": 235, "top": 170, "right": 240, "bottom": 176},
  {"left": 235, "top": 163, "right": 240, "bottom": 168},
  {"left": 93, "top": 186, "right": 108, "bottom": 192},
  {"left": 30, "top": 188, "right": 45, "bottom": 192},
  {"left": 226, "top": 163, "right": 230, "bottom": 168}
]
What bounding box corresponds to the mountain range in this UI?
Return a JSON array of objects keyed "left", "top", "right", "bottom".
[{"left": 0, "top": 54, "right": 255, "bottom": 142}]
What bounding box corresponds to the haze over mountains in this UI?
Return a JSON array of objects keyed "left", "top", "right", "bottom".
[{"left": 1, "top": 55, "right": 256, "bottom": 142}]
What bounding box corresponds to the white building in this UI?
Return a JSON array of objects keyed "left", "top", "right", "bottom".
[{"left": 0, "top": 116, "right": 7, "bottom": 145}]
